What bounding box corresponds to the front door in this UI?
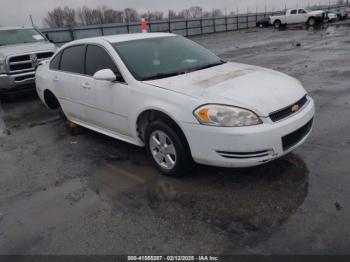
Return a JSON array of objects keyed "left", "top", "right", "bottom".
[
  {"left": 287, "top": 9, "right": 299, "bottom": 24},
  {"left": 81, "top": 44, "right": 131, "bottom": 137}
]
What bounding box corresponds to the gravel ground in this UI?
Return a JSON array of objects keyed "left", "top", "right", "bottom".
[{"left": 0, "top": 22, "right": 350, "bottom": 255}]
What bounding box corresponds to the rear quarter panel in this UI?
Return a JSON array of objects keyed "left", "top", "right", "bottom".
[{"left": 35, "top": 61, "right": 54, "bottom": 105}]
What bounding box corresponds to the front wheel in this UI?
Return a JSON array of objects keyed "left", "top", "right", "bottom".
[
  {"left": 308, "top": 17, "right": 316, "bottom": 26},
  {"left": 145, "top": 121, "right": 193, "bottom": 177}
]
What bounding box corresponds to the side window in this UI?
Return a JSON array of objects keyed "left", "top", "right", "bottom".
[
  {"left": 291, "top": 10, "right": 297, "bottom": 15},
  {"left": 60, "top": 45, "right": 85, "bottom": 74},
  {"left": 85, "top": 45, "right": 122, "bottom": 81},
  {"left": 50, "top": 52, "right": 61, "bottom": 70},
  {"left": 298, "top": 9, "right": 306, "bottom": 14}
]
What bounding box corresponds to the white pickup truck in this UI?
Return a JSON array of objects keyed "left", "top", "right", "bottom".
[
  {"left": 270, "top": 8, "right": 325, "bottom": 29},
  {"left": 0, "top": 27, "right": 56, "bottom": 94}
]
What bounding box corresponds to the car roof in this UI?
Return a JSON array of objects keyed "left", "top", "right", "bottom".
[{"left": 67, "top": 32, "right": 177, "bottom": 46}]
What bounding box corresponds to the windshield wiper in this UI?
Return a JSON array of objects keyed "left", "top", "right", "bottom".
[
  {"left": 141, "top": 71, "right": 186, "bottom": 81},
  {"left": 141, "top": 60, "right": 226, "bottom": 81},
  {"left": 189, "top": 60, "right": 226, "bottom": 72}
]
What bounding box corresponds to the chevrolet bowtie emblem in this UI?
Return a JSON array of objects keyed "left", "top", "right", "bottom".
[{"left": 291, "top": 104, "right": 300, "bottom": 113}]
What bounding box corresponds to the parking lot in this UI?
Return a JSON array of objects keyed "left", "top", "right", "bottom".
[{"left": 1, "top": 23, "right": 350, "bottom": 255}]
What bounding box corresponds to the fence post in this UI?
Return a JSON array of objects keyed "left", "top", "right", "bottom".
[
  {"left": 213, "top": 17, "right": 216, "bottom": 33},
  {"left": 225, "top": 8, "right": 228, "bottom": 32},
  {"left": 246, "top": 14, "right": 249, "bottom": 28},
  {"left": 185, "top": 19, "right": 188, "bottom": 36},
  {"left": 200, "top": 18, "right": 203, "bottom": 34},
  {"left": 100, "top": 25, "right": 104, "bottom": 36},
  {"left": 69, "top": 28, "right": 74, "bottom": 41}
]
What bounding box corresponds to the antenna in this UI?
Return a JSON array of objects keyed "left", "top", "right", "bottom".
[{"left": 29, "top": 14, "right": 34, "bottom": 27}]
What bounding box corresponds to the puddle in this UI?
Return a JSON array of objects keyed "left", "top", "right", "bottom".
[{"left": 89, "top": 153, "right": 309, "bottom": 248}]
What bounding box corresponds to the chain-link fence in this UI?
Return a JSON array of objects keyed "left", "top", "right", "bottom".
[{"left": 40, "top": 4, "right": 350, "bottom": 44}]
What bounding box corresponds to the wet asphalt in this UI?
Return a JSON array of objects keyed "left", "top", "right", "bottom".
[{"left": 0, "top": 22, "right": 350, "bottom": 255}]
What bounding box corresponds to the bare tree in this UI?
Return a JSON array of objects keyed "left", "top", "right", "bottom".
[
  {"left": 149, "top": 11, "right": 164, "bottom": 21},
  {"left": 124, "top": 8, "right": 139, "bottom": 22},
  {"left": 91, "top": 8, "right": 104, "bottom": 24},
  {"left": 202, "top": 11, "right": 213, "bottom": 17},
  {"left": 62, "top": 7, "right": 77, "bottom": 27},
  {"left": 102, "top": 7, "right": 124, "bottom": 23},
  {"left": 212, "top": 9, "right": 224, "bottom": 17},
  {"left": 178, "top": 9, "right": 190, "bottom": 19},
  {"left": 189, "top": 6, "right": 203, "bottom": 18},
  {"left": 44, "top": 6, "right": 77, "bottom": 28},
  {"left": 77, "top": 6, "right": 93, "bottom": 25},
  {"left": 44, "top": 7, "right": 65, "bottom": 28},
  {"left": 168, "top": 10, "right": 177, "bottom": 19},
  {"left": 45, "top": 5, "right": 229, "bottom": 28}
]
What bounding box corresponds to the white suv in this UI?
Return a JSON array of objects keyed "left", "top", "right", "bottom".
[{"left": 36, "top": 33, "right": 315, "bottom": 177}]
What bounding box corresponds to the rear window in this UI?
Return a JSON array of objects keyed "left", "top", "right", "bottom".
[{"left": 60, "top": 45, "right": 85, "bottom": 74}]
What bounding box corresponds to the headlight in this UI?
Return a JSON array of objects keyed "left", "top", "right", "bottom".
[
  {"left": 193, "top": 104, "right": 262, "bottom": 127},
  {"left": 0, "top": 60, "right": 6, "bottom": 74}
]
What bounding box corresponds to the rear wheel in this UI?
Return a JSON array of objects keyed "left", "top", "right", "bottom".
[
  {"left": 274, "top": 20, "right": 281, "bottom": 29},
  {"left": 308, "top": 17, "right": 316, "bottom": 26},
  {"left": 145, "top": 121, "right": 193, "bottom": 177}
]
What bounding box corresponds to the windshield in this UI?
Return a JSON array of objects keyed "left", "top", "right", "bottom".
[
  {"left": 113, "top": 36, "right": 225, "bottom": 81},
  {"left": 0, "top": 29, "right": 46, "bottom": 46}
]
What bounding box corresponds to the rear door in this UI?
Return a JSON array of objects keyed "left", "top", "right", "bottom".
[{"left": 52, "top": 45, "right": 87, "bottom": 121}]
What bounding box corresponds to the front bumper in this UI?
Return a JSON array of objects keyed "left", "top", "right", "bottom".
[
  {"left": 182, "top": 97, "right": 315, "bottom": 168},
  {"left": 0, "top": 71, "right": 36, "bottom": 93}
]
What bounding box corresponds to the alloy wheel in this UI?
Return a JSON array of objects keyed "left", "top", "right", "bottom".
[{"left": 149, "top": 130, "right": 177, "bottom": 170}]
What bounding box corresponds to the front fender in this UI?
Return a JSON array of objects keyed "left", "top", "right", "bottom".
[{"left": 127, "top": 85, "right": 201, "bottom": 143}]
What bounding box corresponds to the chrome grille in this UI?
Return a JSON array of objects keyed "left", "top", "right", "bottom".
[
  {"left": 7, "top": 52, "right": 54, "bottom": 74},
  {"left": 269, "top": 95, "right": 308, "bottom": 122}
]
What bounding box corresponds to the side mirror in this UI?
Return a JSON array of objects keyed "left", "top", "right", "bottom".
[{"left": 93, "top": 69, "right": 116, "bottom": 82}]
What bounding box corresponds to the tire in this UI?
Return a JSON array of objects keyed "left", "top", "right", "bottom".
[
  {"left": 308, "top": 17, "right": 316, "bottom": 26},
  {"left": 273, "top": 20, "right": 281, "bottom": 29},
  {"left": 145, "top": 120, "right": 193, "bottom": 177}
]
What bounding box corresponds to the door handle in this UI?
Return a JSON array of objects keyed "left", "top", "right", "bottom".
[
  {"left": 52, "top": 76, "right": 59, "bottom": 82},
  {"left": 82, "top": 82, "right": 92, "bottom": 90}
]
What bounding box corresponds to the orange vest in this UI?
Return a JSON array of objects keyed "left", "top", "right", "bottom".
[{"left": 141, "top": 20, "right": 148, "bottom": 30}]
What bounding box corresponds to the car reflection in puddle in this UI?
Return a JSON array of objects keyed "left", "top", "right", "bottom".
[{"left": 89, "top": 151, "right": 308, "bottom": 247}]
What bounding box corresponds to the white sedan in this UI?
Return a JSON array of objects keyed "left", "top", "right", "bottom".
[{"left": 36, "top": 33, "right": 315, "bottom": 177}]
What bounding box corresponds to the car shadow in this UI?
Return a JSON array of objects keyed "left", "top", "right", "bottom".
[{"left": 87, "top": 129, "right": 309, "bottom": 249}]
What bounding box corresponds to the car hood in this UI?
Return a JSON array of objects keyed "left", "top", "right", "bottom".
[
  {"left": 144, "top": 62, "right": 307, "bottom": 117},
  {"left": 0, "top": 42, "right": 56, "bottom": 59}
]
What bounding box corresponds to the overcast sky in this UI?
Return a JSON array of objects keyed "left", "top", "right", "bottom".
[{"left": 0, "top": 0, "right": 333, "bottom": 27}]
